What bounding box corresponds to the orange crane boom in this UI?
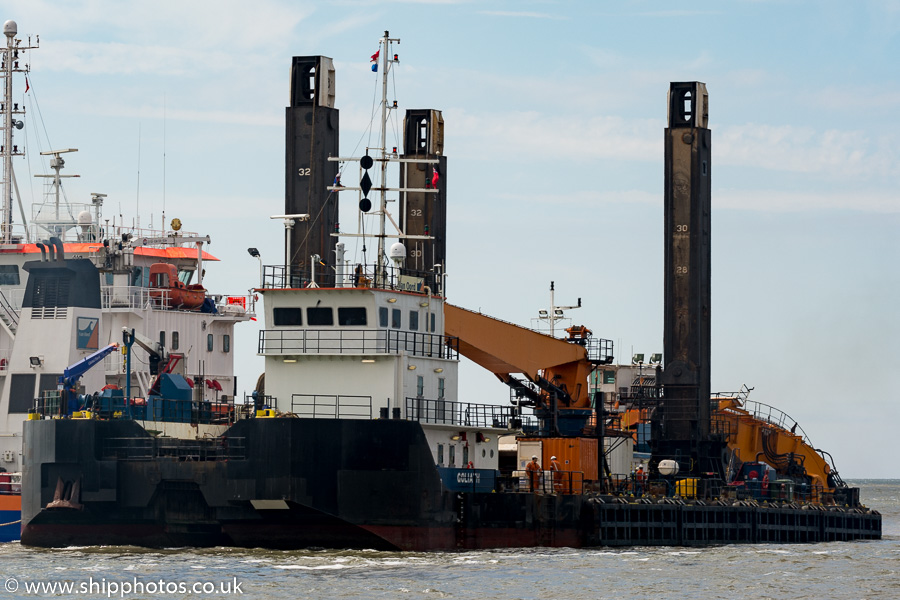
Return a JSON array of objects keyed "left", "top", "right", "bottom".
[{"left": 444, "top": 303, "right": 595, "bottom": 409}]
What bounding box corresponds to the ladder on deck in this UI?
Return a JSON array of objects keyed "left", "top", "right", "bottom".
[{"left": 0, "top": 289, "right": 18, "bottom": 339}]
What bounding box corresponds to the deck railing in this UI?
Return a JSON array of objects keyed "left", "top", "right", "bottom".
[
  {"left": 101, "top": 285, "right": 256, "bottom": 316},
  {"left": 496, "top": 470, "right": 586, "bottom": 494},
  {"left": 259, "top": 328, "right": 458, "bottom": 359},
  {"left": 291, "top": 394, "right": 374, "bottom": 419},
  {"left": 405, "top": 397, "right": 520, "bottom": 429},
  {"left": 262, "top": 263, "right": 441, "bottom": 294}
]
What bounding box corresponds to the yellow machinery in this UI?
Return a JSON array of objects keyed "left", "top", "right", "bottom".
[
  {"left": 445, "top": 303, "right": 837, "bottom": 494},
  {"left": 714, "top": 397, "right": 835, "bottom": 492}
]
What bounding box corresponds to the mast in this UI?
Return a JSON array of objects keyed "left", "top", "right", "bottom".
[
  {"left": 35, "top": 149, "right": 80, "bottom": 223},
  {"left": 375, "top": 31, "right": 398, "bottom": 283},
  {"left": 324, "top": 32, "right": 444, "bottom": 291},
  {"left": 2, "top": 21, "right": 38, "bottom": 244},
  {"left": 1, "top": 21, "right": 14, "bottom": 245}
]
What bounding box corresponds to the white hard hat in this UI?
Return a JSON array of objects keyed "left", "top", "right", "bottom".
[
  {"left": 532, "top": 455, "right": 537, "bottom": 460},
  {"left": 551, "top": 456, "right": 557, "bottom": 460}
]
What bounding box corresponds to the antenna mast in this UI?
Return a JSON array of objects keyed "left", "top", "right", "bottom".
[
  {"left": 375, "top": 30, "right": 399, "bottom": 283},
  {"left": 1, "top": 20, "right": 38, "bottom": 245}
]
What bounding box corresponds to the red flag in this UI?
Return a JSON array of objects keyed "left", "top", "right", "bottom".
[
  {"left": 431, "top": 166, "right": 440, "bottom": 188},
  {"left": 24, "top": 77, "right": 30, "bottom": 94},
  {"left": 370, "top": 50, "right": 380, "bottom": 63}
]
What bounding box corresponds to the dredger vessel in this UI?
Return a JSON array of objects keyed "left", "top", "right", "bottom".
[{"left": 21, "top": 32, "right": 881, "bottom": 549}]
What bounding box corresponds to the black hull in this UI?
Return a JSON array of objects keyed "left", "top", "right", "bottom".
[{"left": 22, "top": 419, "right": 882, "bottom": 550}]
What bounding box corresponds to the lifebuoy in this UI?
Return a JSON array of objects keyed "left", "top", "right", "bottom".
[{"left": 762, "top": 472, "right": 769, "bottom": 493}]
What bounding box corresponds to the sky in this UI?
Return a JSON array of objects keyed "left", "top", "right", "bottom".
[{"left": 4, "top": 0, "right": 899, "bottom": 479}]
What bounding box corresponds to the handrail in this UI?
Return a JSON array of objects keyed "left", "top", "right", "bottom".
[
  {"left": 262, "top": 262, "right": 439, "bottom": 293},
  {"left": 0, "top": 289, "right": 19, "bottom": 328},
  {"left": 722, "top": 399, "right": 811, "bottom": 445},
  {"left": 259, "top": 328, "right": 458, "bottom": 359},
  {"left": 101, "top": 285, "right": 256, "bottom": 315},
  {"left": 405, "top": 397, "right": 523, "bottom": 429},
  {"left": 291, "top": 394, "right": 373, "bottom": 419}
]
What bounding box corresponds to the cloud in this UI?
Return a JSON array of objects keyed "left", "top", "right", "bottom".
[
  {"left": 478, "top": 11, "right": 569, "bottom": 20},
  {"left": 808, "top": 85, "right": 900, "bottom": 112},
  {"left": 16, "top": 0, "right": 309, "bottom": 76},
  {"left": 19, "top": 1, "right": 309, "bottom": 50},
  {"left": 440, "top": 109, "right": 660, "bottom": 163},
  {"left": 715, "top": 187, "right": 899, "bottom": 213},
  {"left": 331, "top": 0, "right": 470, "bottom": 5},
  {"left": 633, "top": 10, "right": 722, "bottom": 17},
  {"left": 717, "top": 123, "right": 899, "bottom": 178},
  {"left": 294, "top": 13, "right": 380, "bottom": 49},
  {"left": 38, "top": 41, "right": 239, "bottom": 76},
  {"left": 461, "top": 185, "right": 899, "bottom": 215}
]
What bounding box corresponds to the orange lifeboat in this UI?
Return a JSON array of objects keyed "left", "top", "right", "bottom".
[{"left": 148, "top": 263, "right": 206, "bottom": 309}]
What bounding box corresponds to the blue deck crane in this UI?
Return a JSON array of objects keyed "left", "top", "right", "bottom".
[{"left": 57, "top": 343, "right": 119, "bottom": 417}]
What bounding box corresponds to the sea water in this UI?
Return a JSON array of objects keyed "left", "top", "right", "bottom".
[{"left": 0, "top": 480, "right": 896, "bottom": 600}]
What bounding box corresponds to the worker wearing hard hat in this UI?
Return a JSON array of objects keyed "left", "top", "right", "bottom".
[
  {"left": 550, "top": 455, "right": 563, "bottom": 493},
  {"left": 525, "top": 455, "right": 541, "bottom": 492},
  {"left": 635, "top": 464, "right": 648, "bottom": 496}
]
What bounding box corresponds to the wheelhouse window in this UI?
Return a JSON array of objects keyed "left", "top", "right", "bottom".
[
  {"left": 409, "top": 310, "right": 419, "bottom": 331},
  {"left": 207, "top": 334, "right": 214, "bottom": 351},
  {"left": 0, "top": 265, "right": 19, "bottom": 286},
  {"left": 417, "top": 375, "right": 424, "bottom": 397},
  {"left": 391, "top": 308, "right": 401, "bottom": 329},
  {"left": 223, "top": 334, "right": 230, "bottom": 353},
  {"left": 171, "top": 331, "right": 179, "bottom": 350},
  {"left": 274, "top": 307, "right": 303, "bottom": 326},
  {"left": 379, "top": 306, "right": 388, "bottom": 327},
  {"left": 130, "top": 267, "right": 145, "bottom": 287},
  {"left": 159, "top": 331, "right": 166, "bottom": 348},
  {"left": 437, "top": 444, "right": 444, "bottom": 465},
  {"left": 307, "top": 307, "right": 334, "bottom": 326},
  {"left": 438, "top": 378, "right": 445, "bottom": 399},
  {"left": 338, "top": 307, "right": 367, "bottom": 326}
]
